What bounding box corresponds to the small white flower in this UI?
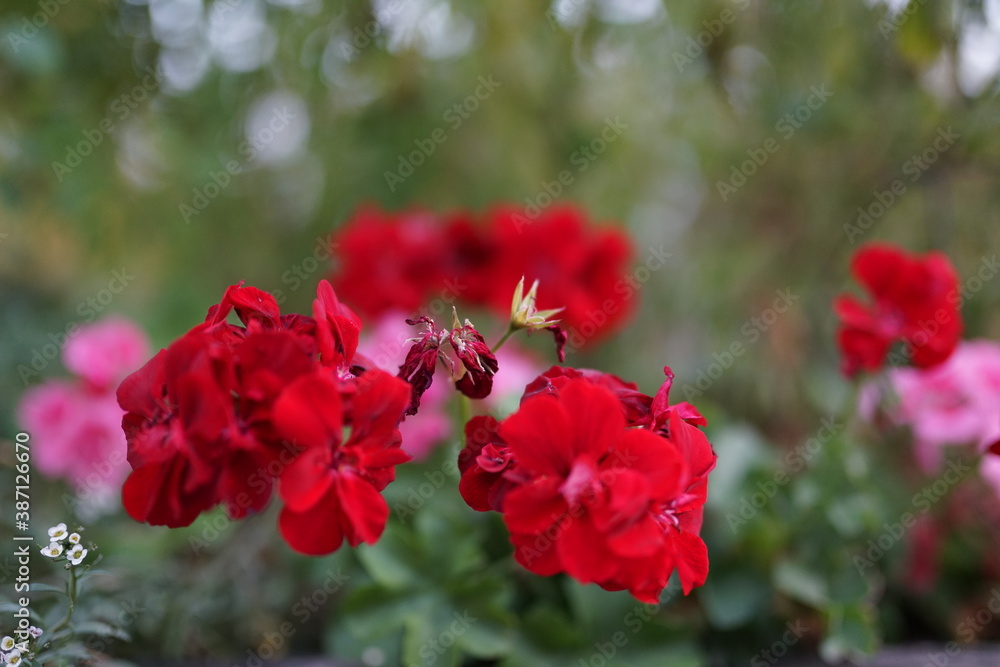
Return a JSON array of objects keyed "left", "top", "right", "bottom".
[
  {"left": 4, "top": 649, "right": 22, "bottom": 665},
  {"left": 47, "top": 523, "right": 68, "bottom": 541},
  {"left": 27, "top": 627, "right": 42, "bottom": 639},
  {"left": 68, "top": 545, "right": 88, "bottom": 565},
  {"left": 41, "top": 542, "right": 63, "bottom": 558},
  {"left": 0, "top": 637, "right": 13, "bottom": 651},
  {"left": 67, "top": 532, "right": 81, "bottom": 544}
]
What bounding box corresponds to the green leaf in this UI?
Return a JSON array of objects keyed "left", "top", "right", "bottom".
[
  {"left": 820, "top": 603, "right": 879, "bottom": 663},
  {"left": 29, "top": 582, "right": 68, "bottom": 595},
  {"left": 74, "top": 620, "right": 131, "bottom": 641},
  {"left": 699, "top": 571, "right": 770, "bottom": 629},
  {"left": 774, "top": 560, "right": 828, "bottom": 608},
  {"left": 355, "top": 529, "right": 422, "bottom": 590}
]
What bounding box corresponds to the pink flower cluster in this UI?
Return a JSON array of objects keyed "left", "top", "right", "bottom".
[
  {"left": 861, "top": 339, "right": 1000, "bottom": 483},
  {"left": 17, "top": 318, "right": 150, "bottom": 508}
]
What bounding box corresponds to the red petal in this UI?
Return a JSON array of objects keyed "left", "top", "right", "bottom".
[
  {"left": 673, "top": 531, "right": 709, "bottom": 594},
  {"left": 502, "top": 477, "right": 566, "bottom": 534},
  {"left": 500, "top": 394, "right": 573, "bottom": 476},
  {"left": 273, "top": 374, "right": 343, "bottom": 449},
  {"left": 279, "top": 447, "right": 335, "bottom": 512},
  {"left": 278, "top": 493, "right": 346, "bottom": 555},
  {"left": 561, "top": 380, "right": 626, "bottom": 462},
  {"left": 557, "top": 514, "right": 617, "bottom": 583},
  {"left": 336, "top": 472, "right": 390, "bottom": 546}
]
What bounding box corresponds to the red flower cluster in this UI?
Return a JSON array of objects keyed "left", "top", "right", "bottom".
[
  {"left": 457, "top": 366, "right": 716, "bottom": 603},
  {"left": 328, "top": 203, "right": 635, "bottom": 348},
  {"left": 117, "top": 281, "right": 412, "bottom": 555},
  {"left": 834, "top": 243, "right": 962, "bottom": 377}
]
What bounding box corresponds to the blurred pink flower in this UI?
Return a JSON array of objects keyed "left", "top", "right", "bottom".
[
  {"left": 358, "top": 313, "right": 542, "bottom": 460},
  {"left": 17, "top": 317, "right": 149, "bottom": 509},
  {"left": 64, "top": 316, "right": 151, "bottom": 390},
  {"left": 862, "top": 340, "right": 1000, "bottom": 471},
  {"left": 18, "top": 382, "right": 128, "bottom": 501}
]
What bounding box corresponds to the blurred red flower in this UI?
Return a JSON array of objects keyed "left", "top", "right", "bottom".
[
  {"left": 834, "top": 243, "right": 961, "bottom": 377},
  {"left": 327, "top": 203, "right": 636, "bottom": 349}
]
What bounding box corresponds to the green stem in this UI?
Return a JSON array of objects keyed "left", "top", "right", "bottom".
[
  {"left": 492, "top": 326, "right": 516, "bottom": 353},
  {"left": 459, "top": 394, "right": 472, "bottom": 427},
  {"left": 47, "top": 565, "right": 78, "bottom": 638}
]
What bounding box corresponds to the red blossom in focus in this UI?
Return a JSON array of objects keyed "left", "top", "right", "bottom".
[
  {"left": 273, "top": 370, "right": 411, "bottom": 555},
  {"left": 117, "top": 280, "right": 411, "bottom": 556},
  {"left": 834, "top": 243, "right": 962, "bottom": 377},
  {"left": 457, "top": 372, "right": 717, "bottom": 602}
]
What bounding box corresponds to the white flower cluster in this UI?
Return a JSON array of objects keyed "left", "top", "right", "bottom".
[
  {"left": 40, "top": 523, "right": 89, "bottom": 566},
  {"left": 1, "top": 628, "right": 40, "bottom": 666}
]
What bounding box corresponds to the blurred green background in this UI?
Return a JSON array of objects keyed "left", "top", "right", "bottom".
[
  {"left": 3, "top": 0, "right": 1000, "bottom": 428},
  {"left": 3, "top": 0, "right": 1000, "bottom": 664}
]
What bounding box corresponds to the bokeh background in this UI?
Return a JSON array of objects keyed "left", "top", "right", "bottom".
[{"left": 3, "top": 0, "right": 1000, "bottom": 665}]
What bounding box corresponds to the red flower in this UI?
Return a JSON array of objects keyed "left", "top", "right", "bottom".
[
  {"left": 118, "top": 330, "right": 237, "bottom": 527},
  {"left": 834, "top": 244, "right": 961, "bottom": 377},
  {"left": 457, "top": 416, "right": 525, "bottom": 512},
  {"left": 521, "top": 366, "right": 654, "bottom": 427},
  {"left": 326, "top": 203, "right": 638, "bottom": 350},
  {"left": 273, "top": 370, "right": 411, "bottom": 555},
  {"left": 328, "top": 206, "right": 450, "bottom": 318},
  {"left": 397, "top": 316, "right": 499, "bottom": 414},
  {"left": 470, "top": 377, "right": 715, "bottom": 602},
  {"left": 313, "top": 279, "right": 362, "bottom": 369},
  {"left": 450, "top": 321, "right": 499, "bottom": 400},
  {"left": 482, "top": 205, "right": 635, "bottom": 348}
]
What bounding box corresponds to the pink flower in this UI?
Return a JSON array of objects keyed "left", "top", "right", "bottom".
[
  {"left": 18, "top": 381, "right": 129, "bottom": 502},
  {"left": 63, "top": 317, "right": 150, "bottom": 391},
  {"left": 862, "top": 340, "right": 1000, "bottom": 471},
  {"left": 17, "top": 317, "right": 150, "bottom": 508}
]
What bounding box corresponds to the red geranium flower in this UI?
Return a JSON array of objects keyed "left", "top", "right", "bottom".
[
  {"left": 834, "top": 244, "right": 961, "bottom": 377},
  {"left": 482, "top": 205, "right": 635, "bottom": 348},
  {"left": 328, "top": 206, "right": 450, "bottom": 318},
  {"left": 273, "top": 369, "right": 411, "bottom": 555},
  {"left": 486, "top": 378, "right": 714, "bottom": 602},
  {"left": 457, "top": 416, "right": 525, "bottom": 512}
]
